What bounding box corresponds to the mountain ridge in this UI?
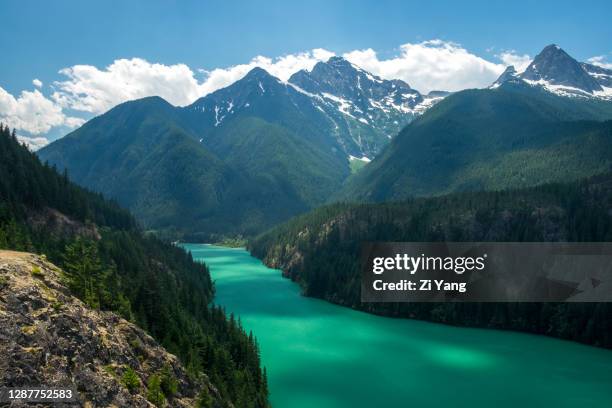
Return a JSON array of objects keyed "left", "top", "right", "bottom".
[
  {"left": 39, "top": 58, "right": 440, "bottom": 237},
  {"left": 338, "top": 82, "right": 612, "bottom": 202},
  {"left": 39, "top": 45, "right": 612, "bottom": 237}
]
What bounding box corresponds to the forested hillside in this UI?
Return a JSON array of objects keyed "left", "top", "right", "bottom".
[
  {"left": 0, "top": 124, "right": 268, "bottom": 407},
  {"left": 338, "top": 83, "right": 612, "bottom": 202},
  {"left": 250, "top": 173, "right": 612, "bottom": 348}
]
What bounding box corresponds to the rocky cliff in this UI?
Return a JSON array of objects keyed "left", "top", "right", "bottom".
[{"left": 0, "top": 250, "right": 223, "bottom": 407}]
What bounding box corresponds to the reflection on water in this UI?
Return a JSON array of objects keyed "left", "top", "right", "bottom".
[{"left": 184, "top": 244, "right": 612, "bottom": 408}]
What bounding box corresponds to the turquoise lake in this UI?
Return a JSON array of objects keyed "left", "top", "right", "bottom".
[{"left": 184, "top": 244, "right": 612, "bottom": 408}]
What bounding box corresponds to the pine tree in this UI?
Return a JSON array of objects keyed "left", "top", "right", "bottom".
[
  {"left": 147, "top": 374, "right": 165, "bottom": 407},
  {"left": 62, "top": 238, "right": 109, "bottom": 309}
]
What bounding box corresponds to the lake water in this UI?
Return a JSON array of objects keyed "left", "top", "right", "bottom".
[{"left": 184, "top": 244, "right": 612, "bottom": 408}]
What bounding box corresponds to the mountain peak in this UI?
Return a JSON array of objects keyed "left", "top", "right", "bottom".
[
  {"left": 287, "top": 53, "right": 434, "bottom": 152},
  {"left": 303, "top": 56, "right": 356, "bottom": 77},
  {"left": 502, "top": 65, "right": 517, "bottom": 75},
  {"left": 491, "top": 65, "right": 518, "bottom": 88},
  {"left": 244, "top": 66, "right": 275, "bottom": 80},
  {"left": 520, "top": 44, "right": 602, "bottom": 93},
  {"left": 326, "top": 55, "right": 351, "bottom": 66},
  {"left": 533, "top": 44, "right": 572, "bottom": 63}
]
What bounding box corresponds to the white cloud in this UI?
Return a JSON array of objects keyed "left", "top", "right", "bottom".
[
  {"left": 497, "top": 51, "right": 532, "bottom": 72},
  {"left": 42, "top": 41, "right": 536, "bottom": 118},
  {"left": 0, "top": 86, "right": 84, "bottom": 135},
  {"left": 51, "top": 49, "right": 335, "bottom": 114},
  {"left": 52, "top": 59, "right": 203, "bottom": 114},
  {"left": 587, "top": 55, "right": 612, "bottom": 69},
  {"left": 343, "top": 40, "right": 514, "bottom": 93},
  {"left": 17, "top": 135, "right": 50, "bottom": 151},
  {"left": 1, "top": 41, "right": 537, "bottom": 142},
  {"left": 199, "top": 48, "right": 334, "bottom": 95}
]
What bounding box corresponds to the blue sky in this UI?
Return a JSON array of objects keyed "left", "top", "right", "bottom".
[{"left": 1, "top": 0, "right": 611, "bottom": 146}]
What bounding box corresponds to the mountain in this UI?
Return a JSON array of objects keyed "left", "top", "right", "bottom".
[
  {"left": 288, "top": 56, "right": 443, "bottom": 158},
  {"left": 338, "top": 46, "right": 612, "bottom": 202},
  {"left": 185, "top": 57, "right": 443, "bottom": 160},
  {"left": 184, "top": 66, "right": 350, "bottom": 207},
  {"left": 0, "top": 124, "right": 269, "bottom": 406},
  {"left": 39, "top": 73, "right": 349, "bottom": 237},
  {"left": 39, "top": 94, "right": 326, "bottom": 237},
  {"left": 250, "top": 173, "right": 612, "bottom": 348},
  {"left": 494, "top": 44, "right": 612, "bottom": 98},
  {"left": 0, "top": 250, "right": 224, "bottom": 407},
  {"left": 40, "top": 59, "right": 441, "bottom": 238},
  {"left": 490, "top": 65, "right": 518, "bottom": 88}
]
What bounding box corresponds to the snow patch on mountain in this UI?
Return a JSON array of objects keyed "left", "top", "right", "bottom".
[
  {"left": 522, "top": 78, "right": 594, "bottom": 98},
  {"left": 593, "top": 86, "right": 612, "bottom": 99},
  {"left": 349, "top": 154, "right": 371, "bottom": 162},
  {"left": 321, "top": 92, "right": 356, "bottom": 118}
]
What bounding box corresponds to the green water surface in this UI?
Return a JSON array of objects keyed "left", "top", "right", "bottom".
[{"left": 184, "top": 244, "right": 612, "bottom": 408}]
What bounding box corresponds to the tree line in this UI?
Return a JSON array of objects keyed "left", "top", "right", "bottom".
[{"left": 250, "top": 173, "right": 612, "bottom": 348}]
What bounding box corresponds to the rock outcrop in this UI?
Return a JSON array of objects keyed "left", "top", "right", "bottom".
[{"left": 0, "top": 250, "right": 222, "bottom": 407}]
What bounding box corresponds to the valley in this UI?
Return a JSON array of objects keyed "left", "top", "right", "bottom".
[
  {"left": 33, "top": 43, "right": 612, "bottom": 353},
  {"left": 250, "top": 172, "right": 612, "bottom": 347},
  {"left": 3, "top": 37, "right": 612, "bottom": 408},
  {"left": 187, "top": 244, "right": 612, "bottom": 408}
]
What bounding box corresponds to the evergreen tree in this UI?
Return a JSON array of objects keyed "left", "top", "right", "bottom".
[{"left": 147, "top": 374, "right": 166, "bottom": 407}]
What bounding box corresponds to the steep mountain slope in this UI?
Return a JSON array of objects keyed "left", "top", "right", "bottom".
[
  {"left": 38, "top": 97, "right": 255, "bottom": 235},
  {"left": 250, "top": 173, "right": 612, "bottom": 348},
  {"left": 339, "top": 68, "right": 612, "bottom": 202},
  {"left": 183, "top": 67, "right": 350, "bottom": 206},
  {"left": 0, "top": 251, "right": 223, "bottom": 407},
  {"left": 0, "top": 125, "right": 269, "bottom": 406}
]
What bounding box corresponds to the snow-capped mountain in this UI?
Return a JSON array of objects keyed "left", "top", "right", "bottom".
[
  {"left": 492, "top": 44, "right": 612, "bottom": 99},
  {"left": 39, "top": 61, "right": 445, "bottom": 236},
  {"left": 187, "top": 57, "right": 445, "bottom": 159},
  {"left": 288, "top": 56, "right": 444, "bottom": 157}
]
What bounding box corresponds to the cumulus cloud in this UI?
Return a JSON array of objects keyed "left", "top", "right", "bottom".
[
  {"left": 17, "top": 135, "right": 50, "bottom": 151},
  {"left": 42, "top": 41, "right": 535, "bottom": 118},
  {"left": 343, "top": 40, "right": 513, "bottom": 93},
  {"left": 198, "top": 48, "right": 334, "bottom": 96},
  {"left": 587, "top": 55, "right": 612, "bottom": 69},
  {"left": 1, "top": 41, "right": 537, "bottom": 141},
  {"left": 497, "top": 51, "right": 532, "bottom": 72},
  {"left": 51, "top": 49, "right": 336, "bottom": 114},
  {"left": 0, "top": 86, "right": 84, "bottom": 135},
  {"left": 51, "top": 59, "right": 204, "bottom": 114}
]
